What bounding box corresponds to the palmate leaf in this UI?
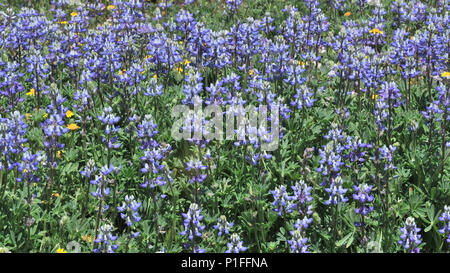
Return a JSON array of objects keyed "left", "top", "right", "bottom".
[{"left": 335, "top": 231, "right": 354, "bottom": 248}]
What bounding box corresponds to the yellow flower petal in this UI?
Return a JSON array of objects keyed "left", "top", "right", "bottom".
[
  {"left": 66, "top": 110, "right": 74, "bottom": 118},
  {"left": 67, "top": 124, "right": 80, "bottom": 130},
  {"left": 26, "top": 88, "right": 36, "bottom": 96},
  {"left": 56, "top": 248, "right": 67, "bottom": 253},
  {"left": 369, "top": 28, "right": 384, "bottom": 35},
  {"left": 71, "top": 12, "right": 78, "bottom": 17},
  {"left": 57, "top": 150, "right": 65, "bottom": 158},
  {"left": 82, "top": 235, "right": 92, "bottom": 243},
  {"left": 344, "top": 12, "right": 351, "bottom": 16}
]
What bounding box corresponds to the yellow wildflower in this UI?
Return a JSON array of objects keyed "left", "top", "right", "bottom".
[
  {"left": 25, "top": 113, "right": 32, "bottom": 120},
  {"left": 369, "top": 28, "right": 384, "bottom": 35},
  {"left": 249, "top": 69, "right": 254, "bottom": 76},
  {"left": 344, "top": 12, "right": 351, "bottom": 16},
  {"left": 26, "top": 88, "right": 36, "bottom": 96},
  {"left": 144, "top": 55, "right": 153, "bottom": 60},
  {"left": 43, "top": 113, "right": 48, "bottom": 119},
  {"left": 184, "top": 59, "right": 191, "bottom": 65},
  {"left": 81, "top": 235, "right": 92, "bottom": 243},
  {"left": 372, "top": 94, "right": 379, "bottom": 100},
  {"left": 66, "top": 110, "right": 74, "bottom": 118},
  {"left": 56, "top": 248, "right": 67, "bottom": 253},
  {"left": 70, "top": 12, "right": 78, "bottom": 17},
  {"left": 176, "top": 67, "right": 183, "bottom": 73},
  {"left": 441, "top": 71, "right": 450, "bottom": 78},
  {"left": 107, "top": 5, "right": 116, "bottom": 10},
  {"left": 23, "top": 169, "right": 28, "bottom": 173},
  {"left": 52, "top": 193, "right": 60, "bottom": 198},
  {"left": 57, "top": 150, "right": 65, "bottom": 158},
  {"left": 67, "top": 124, "right": 80, "bottom": 130},
  {"left": 153, "top": 74, "right": 158, "bottom": 79},
  {"left": 59, "top": 21, "right": 68, "bottom": 25}
]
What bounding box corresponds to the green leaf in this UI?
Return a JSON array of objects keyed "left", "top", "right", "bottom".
[{"left": 336, "top": 232, "right": 353, "bottom": 248}]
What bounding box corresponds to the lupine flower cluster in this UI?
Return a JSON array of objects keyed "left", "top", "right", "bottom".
[
  {"left": 213, "top": 215, "right": 234, "bottom": 236},
  {"left": 0, "top": 0, "right": 448, "bottom": 254},
  {"left": 271, "top": 185, "right": 293, "bottom": 216},
  {"left": 180, "top": 203, "right": 206, "bottom": 252},
  {"left": 117, "top": 195, "right": 142, "bottom": 238},
  {"left": 352, "top": 184, "right": 374, "bottom": 226},
  {"left": 98, "top": 107, "right": 121, "bottom": 150},
  {"left": 398, "top": 217, "right": 422, "bottom": 253},
  {"left": 438, "top": 206, "right": 450, "bottom": 247},
  {"left": 93, "top": 224, "right": 119, "bottom": 253},
  {"left": 90, "top": 164, "right": 121, "bottom": 213},
  {"left": 288, "top": 217, "right": 312, "bottom": 253},
  {"left": 225, "top": 233, "right": 247, "bottom": 253}
]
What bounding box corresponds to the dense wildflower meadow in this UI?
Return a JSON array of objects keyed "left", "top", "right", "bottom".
[{"left": 0, "top": 0, "right": 448, "bottom": 254}]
